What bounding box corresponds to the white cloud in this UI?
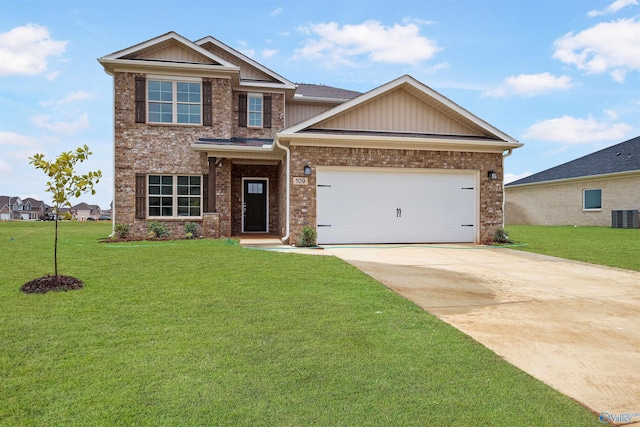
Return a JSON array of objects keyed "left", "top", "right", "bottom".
[
  {"left": 31, "top": 113, "right": 90, "bottom": 135},
  {"left": 262, "top": 49, "right": 278, "bottom": 58},
  {"left": 0, "top": 24, "right": 67, "bottom": 76},
  {"left": 553, "top": 18, "right": 640, "bottom": 82},
  {"left": 295, "top": 20, "right": 441, "bottom": 67},
  {"left": 402, "top": 17, "right": 436, "bottom": 26},
  {"left": 483, "top": 72, "right": 573, "bottom": 97},
  {"left": 522, "top": 115, "right": 632, "bottom": 143},
  {"left": 604, "top": 109, "right": 619, "bottom": 120},
  {"left": 504, "top": 172, "right": 532, "bottom": 184},
  {"left": 424, "top": 62, "right": 449, "bottom": 74},
  {"left": 0, "top": 131, "right": 40, "bottom": 147},
  {"left": 269, "top": 7, "right": 283, "bottom": 17},
  {"left": 588, "top": 0, "right": 638, "bottom": 16},
  {"left": 0, "top": 159, "right": 12, "bottom": 176},
  {"left": 39, "top": 91, "right": 95, "bottom": 107}
]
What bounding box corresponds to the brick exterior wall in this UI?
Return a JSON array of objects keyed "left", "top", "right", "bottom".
[
  {"left": 505, "top": 174, "right": 640, "bottom": 226},
  {"left": 113, "top": 72, "right": 283, "bottom": 239},
  {"left": 287, "top": 146, "right": 504, "bottom": 245}
]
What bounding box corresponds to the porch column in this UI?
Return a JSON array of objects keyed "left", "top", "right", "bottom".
[{"left": 208, "top": 156, "right": 216, "bottom": 212}]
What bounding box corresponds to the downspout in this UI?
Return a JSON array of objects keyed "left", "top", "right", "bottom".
[
  {"left": 501, "top": 149, "right": 513, "bottom": 228},
  {"left": 275, "top": 137, "right": 290, "bottom": 243}
]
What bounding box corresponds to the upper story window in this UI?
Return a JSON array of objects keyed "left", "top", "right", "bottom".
[
  {"left": 238, "top": 93, "right": 272, "bottom": 129},
  {"left": 248, "top": 94, "right": 263, "bottom": 127},
  {"left": 147, "top": 78, "right": 201, "bottom": 124},
  {"left": 583, "top": 188, "right": 602, "bottom": 210}
]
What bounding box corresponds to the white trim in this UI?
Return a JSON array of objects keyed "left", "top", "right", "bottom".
[
  {"left": 241, "top": 177, "right": 269, "bottom": 233},
  {"left": 146, "top": 174, "right": 204, "bottom": 219},
  {"left": 247, "top": 93, "right": 263, "bottom": 128},
  {"left": 147, "top": 79, "right": 202, "bottom": 125},
  {"left": 582, "top": 188, "right": 602, "bottom": 211}
]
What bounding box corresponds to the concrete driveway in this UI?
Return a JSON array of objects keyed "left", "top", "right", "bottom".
[{"left": 323, "top": 245, "right": 640, "bottom": 423}]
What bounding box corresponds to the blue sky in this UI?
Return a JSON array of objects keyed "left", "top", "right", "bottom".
[{"left": 1, "top": 0, "right": 639, "bottom": 209}]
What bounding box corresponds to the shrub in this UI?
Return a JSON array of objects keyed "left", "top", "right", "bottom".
[
  {"left": 114, "top": 223, "right": 130, "bottom": 239},
  {"left": 493, "top": 227, "right": 512, "bottom": 244},
  {"left": 184, "top": 222, "right": 199, "bottom": 239},
  {"left": 147, "top": 221, "right": 170, "bottom": 238},
  {"left": 297, "top": 225, "right": 317, "bottom": 247}
]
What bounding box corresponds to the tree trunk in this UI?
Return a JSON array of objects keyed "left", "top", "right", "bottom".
[{"left": 54, "top": 215, "right": 59, "bottom": 277}]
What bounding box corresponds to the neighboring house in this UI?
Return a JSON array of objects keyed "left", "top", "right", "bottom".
[
  {"left": 98, "top": 32, "right": 522, "bottom": 244},
  {"left": 0, "top": 196, "right": 50, "bottom": 220},
  {"left": 505, "top": 136, "right": 640, "bottom": 226},
  {"left": 72, "top": 202, "right": 102, "bottom": 220}
]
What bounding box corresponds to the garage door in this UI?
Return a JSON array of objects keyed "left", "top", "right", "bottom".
[{"left": 316, "top": 167, "right": 478, "bottom": 244}]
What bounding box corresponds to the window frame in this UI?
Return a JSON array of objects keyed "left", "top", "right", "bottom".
[
  {"left": 248, "top": 93, "right": 263, "bottom": 128},
  {"left": 583, "top": 188, "right": 602, "bottom": 211},
  {"left": 146, "top": 75, "right": 202, "bottom": 125},
  {"left": 147, "top": 174, "right": 203, "bottom": 218}
]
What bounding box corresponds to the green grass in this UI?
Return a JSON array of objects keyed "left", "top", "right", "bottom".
[
  {"left": 0, "top": 221, "right": 598, "bottom": 426},
  {"left": 505, "top": 225, "right": 640, "bottom": 271}
]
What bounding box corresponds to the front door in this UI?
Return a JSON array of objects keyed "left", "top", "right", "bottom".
[{"left": 243, "top": 178, "right": 268, "bottom": 232}]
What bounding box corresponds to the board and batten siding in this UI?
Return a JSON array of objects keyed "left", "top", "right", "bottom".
[
  {"left": 311, "top": 88, "right": 484, "bottom": 135},
  {"left": 198, "top": 42, "right": 277, "bottom": 82},
  {"left": 135, "top": 43, "right": 212, "bottom": 64},
  {"left": 286, "top": 102, "right": 337, "bottom": 128}
]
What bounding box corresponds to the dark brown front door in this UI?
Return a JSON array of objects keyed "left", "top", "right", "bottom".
[{"left": 243, "top": 179, "right": 267, "bottom": 232}]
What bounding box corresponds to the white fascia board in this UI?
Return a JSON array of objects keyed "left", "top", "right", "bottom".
[
  {"left": 98, "top": 58, "right": 240, "bottom": 75},
  {"left": 191, "top": 143, "right": 275, "bottom": 153},
  {"left": 290, "top": 95, "right": 348, "bottom": 104},
  {"left": 280, "top": 133, "right": 522, "bottom": 153},
  {"left": 195, "top": 36, "right": 297, "bottom": 90},
  {"left": 505, "top": 169, "right": 640, "bottom": 189},
  {"left": 281, "top": 74, "right": 518, "bottom": 144}
]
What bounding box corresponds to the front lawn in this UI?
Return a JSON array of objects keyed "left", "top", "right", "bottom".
[
  {"left": 505, "top": 225, "right": 640, "bottom": 271},
  {"left": 0, "top": 221, "right": 597, "bottom": 426}
]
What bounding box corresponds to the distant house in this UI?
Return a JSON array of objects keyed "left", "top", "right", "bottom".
[
  {"left": 505, "top": 136, "right": 640, "bottom": 226},
  {"left": 0, "top": 196, "right": 51, "bottom": 220},
  {"left": 72, "top": 202, "right": 102, "bottom": 220}
]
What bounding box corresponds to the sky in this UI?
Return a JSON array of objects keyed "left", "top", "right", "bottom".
[{"left": 1, "top": 0, "right": 639, "bottom": 210}]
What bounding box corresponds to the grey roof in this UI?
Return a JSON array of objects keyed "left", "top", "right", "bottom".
[
  {"left": 506, "top": 136, "right": 640, "bottom": 186},
  {"left": 294, "top": 83, "right": 361, "bottom": 101}
]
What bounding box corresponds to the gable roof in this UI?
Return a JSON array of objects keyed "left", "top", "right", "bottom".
[
  {"left": 506, "top": 136, "right": 640, "bottom": 187},
  {"left": 279, "top": 75, "right": 521, "bottom": 151}
]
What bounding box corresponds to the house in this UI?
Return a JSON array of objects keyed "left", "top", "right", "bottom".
[
  {"left": 0, "top": 196, "right": 50, "bottom": 220},
  {"left": 505, "top": 136, "right": 640, "bottom": 226},
  {"left": 72, "top": 202, "right": 102, "bottom": 220},
  {"left": 98, "top": 32, "right": 521, "bottom": 244}
]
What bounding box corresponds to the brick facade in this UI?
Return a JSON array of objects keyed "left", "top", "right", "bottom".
[
  {"left": 113, "top": 72, "right": 282, "bottom": 239},
  {"left": 288, "top": 146, "right": 504, "bottom": 245}
]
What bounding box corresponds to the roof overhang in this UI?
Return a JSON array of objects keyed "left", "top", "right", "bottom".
[{"left": 505, "top": 169, "right": 640, "bottom": 189}]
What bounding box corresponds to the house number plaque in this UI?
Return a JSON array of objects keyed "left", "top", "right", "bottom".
[{"left": 293, "top": 177, "right": 308, "bottom": 185}]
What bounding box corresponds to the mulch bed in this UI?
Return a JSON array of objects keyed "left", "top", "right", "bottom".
[{"left": 21, "top": 275, "right": 84, "bottom": 294}]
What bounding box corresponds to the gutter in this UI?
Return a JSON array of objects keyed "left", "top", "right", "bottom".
[{"left": 274, "top": 137, "right": 290, "bottom": 243}]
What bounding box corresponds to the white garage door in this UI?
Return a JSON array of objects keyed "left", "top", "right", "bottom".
[{"left": 316, "top": 167, "right": 478, "bottom": 244}]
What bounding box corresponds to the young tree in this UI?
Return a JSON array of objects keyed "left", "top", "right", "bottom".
[{"left": 29, "top": 145, "right": 102, "bottom": 279}]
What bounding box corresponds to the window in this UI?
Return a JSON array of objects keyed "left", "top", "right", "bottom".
[
  {"left": 248, "top": 94, "right": 263, "bottom": 127},
  {"left": 148, "top": 79, "right": 201, "bottom": 124},
  {"left": 583, "top": 189, "right": 602, "bottom": 210},
  {"left": 148, "top": 175, "right": 201, "bottom": 217}
]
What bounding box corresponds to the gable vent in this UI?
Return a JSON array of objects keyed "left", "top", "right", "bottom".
[{"left": 612, "top": 210, "right": 639, "bottom": 228}]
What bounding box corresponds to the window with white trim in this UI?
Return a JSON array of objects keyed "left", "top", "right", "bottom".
[
  {"left": 148, "top": 79, "right": 201, "bottom": 124},
  {"left": 148, "top": 175, "right": 201, "bottom": 217},
  {"left": 248, "top": 93, "right": 263, "bottom": 127},
  {"left": 583, "top": 189, "right": 602, "bottom": 210}
]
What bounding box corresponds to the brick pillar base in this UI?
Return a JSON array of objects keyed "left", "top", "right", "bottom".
[{"left": 202, "top": 213, "right": 221, "bottom": 238}]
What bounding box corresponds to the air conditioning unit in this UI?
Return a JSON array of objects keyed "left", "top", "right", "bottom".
[{"left": 612, "top": 210, "right": 639, "bottom": 228}]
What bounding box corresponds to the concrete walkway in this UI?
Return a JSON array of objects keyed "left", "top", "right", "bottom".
[{"left": 319, "top": 245, "right": 640, "bottom": 424}]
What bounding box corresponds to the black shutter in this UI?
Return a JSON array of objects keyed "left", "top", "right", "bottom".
[
  {"left": 135, "top": 174, "right": 146, "bottom": 219},
  {"left": 238, "top": 93, "right": 247, "bottom": 127},
  {"left": 134, "top": 76, "right": 146, "bottom": 123},
  {"left": 264, "top": 95, "right": 272, "bottom": 128},
  {"left": 202, "top": 81, "right": 212, "bottom": 126},
  {"left": 202, "top": 174, "right": 209, "bottom": 213}
]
